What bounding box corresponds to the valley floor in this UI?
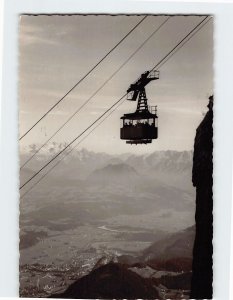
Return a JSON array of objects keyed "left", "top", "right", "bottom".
[{"left": 20, "top": 224, "right": 193, "bottom": 298}]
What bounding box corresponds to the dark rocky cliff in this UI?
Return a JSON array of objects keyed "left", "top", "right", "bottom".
[
  {"left": 50, "top": 262, "right": 159, "bottom": 299},
  {"left": 190, "top": 96, "right": 213, "bottom": 299}
]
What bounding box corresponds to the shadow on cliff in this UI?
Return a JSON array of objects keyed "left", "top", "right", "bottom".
[{"left": 190, "top": 95, "right": 213, "bottom": 299}]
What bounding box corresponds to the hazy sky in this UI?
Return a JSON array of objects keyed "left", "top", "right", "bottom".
[{"left": 19, "top": 15, "right": 213, "bottom": 155}]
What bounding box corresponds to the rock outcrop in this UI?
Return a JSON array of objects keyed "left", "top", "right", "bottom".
[
  {"left": 50, "top": 262, "right": 159, "bottom": 299},
  {"left": 190, "top": 96, "right": 213, "bottom": 299}
]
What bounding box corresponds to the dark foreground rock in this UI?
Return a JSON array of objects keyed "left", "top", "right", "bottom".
[
  {"left": 50, "top": 262, "right": 159, "bottom": 299},
  {"left": 190, "top": 96, "right": 213, "bottom": 299}
]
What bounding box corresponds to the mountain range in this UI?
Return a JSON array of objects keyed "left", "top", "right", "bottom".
[
  {"left": 20, "top": 145, "right": 194, "bottom": 191},
  {"left": 20, "top": 146, "right": 196, "bottom": 298}
]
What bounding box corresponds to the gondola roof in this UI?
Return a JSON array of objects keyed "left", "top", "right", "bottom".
[{"left": 121, "top": 111, "right": 157, "bottom": 120}]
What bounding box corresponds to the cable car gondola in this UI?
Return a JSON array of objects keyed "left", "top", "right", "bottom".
[{"left": 120, "top": 70, "right": 159, "bottom": 144}]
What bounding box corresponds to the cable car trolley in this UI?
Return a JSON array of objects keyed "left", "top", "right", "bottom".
[{"left": 120, "top": 70, "right": 159, "bottom": 144}]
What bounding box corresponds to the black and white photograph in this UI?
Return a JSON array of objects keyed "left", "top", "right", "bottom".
[{"left": 17, "top": 14, "right": 214, "bottom": 299}]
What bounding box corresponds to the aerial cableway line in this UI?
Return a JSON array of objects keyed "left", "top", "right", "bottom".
[
  {"left": 20, "top": 16, "right": 170, "bottom": 169},
  {"left": 19, "top": 15, "right": 147, "bottom": 140},
  {"left": 120, "top": 15, "right": 211, "bottom": 144},
  {"left": 20, "top": 15, "right": 211, "bottom": 192},
  {"left": 20, "top": 100, "right": 124, "bottom": 199},
  {"left": 20, "top": 93, "right": 126, "bottom": 190}
]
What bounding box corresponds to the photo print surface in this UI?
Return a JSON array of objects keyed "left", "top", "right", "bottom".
[{"left": 19, "top": 14, "right": 213, "bottom": 299}]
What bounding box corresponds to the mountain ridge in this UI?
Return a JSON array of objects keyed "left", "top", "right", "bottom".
[
  {"left": 50, "top": 262, "right": 159, "bottom": 299},
  {"left": 20, "top": 148, "right": 193, "bottom": 186}
]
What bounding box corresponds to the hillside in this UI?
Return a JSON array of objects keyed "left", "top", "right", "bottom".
[
  {"left": 143, "top": 226, "right": 195, "bottom": 261},
  {"left": 50, "top": 262, "right": 159, "bottom": 299},
  {"left": 116, "top": 226, "right": 195, "bottom": 273},
  {"left": 88, "top": 163, "right": 138, "bottom": 184},
  {"left": 142, "top": 226, "right": 194, "bottom": 272},
  {"left": 49, "top": 225, "right": 195, "bottom": 299},
  {"left": 20, "top": 149, "right": 195, "bottom": 297}
]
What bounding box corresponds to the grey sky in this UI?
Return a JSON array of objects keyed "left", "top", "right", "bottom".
[{"left": 19, "top": 15, "right": 213, "bottom": 155}]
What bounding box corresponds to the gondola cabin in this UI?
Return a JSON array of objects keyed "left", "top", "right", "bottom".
[
  {"left": 120, "top": 70, "right": 159, "bottom": 144},
  {"left": 121, "top": 109, "right": 158, "bottom": 144}
]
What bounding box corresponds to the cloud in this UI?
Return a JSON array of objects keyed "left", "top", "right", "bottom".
[
  {"left": 20, "top": 31, "right": 57, "bottom": 47},
  {"left": 49, "top": 110, "right": 69, "bottom": 116},
  {"left": 161, "top": 106, "right": 204, "bottom": 116},
  {"left": 89, "top": 111, "right": 99, "bottom": 115},
  {"left": 20, "top": 110, "right": 31, "bottom": 114},
  {"left": 19, "top": 18, "right": 58, "bottom": 47},
  {"left": 18, "top": 15, "right": 213, "bottom": 154}
]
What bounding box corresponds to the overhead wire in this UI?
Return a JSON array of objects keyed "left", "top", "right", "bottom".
[
  {"left": 151, "top": 15, "right": 210, "bottom": 71},
  {"left": 20, "top": 16, "right": 171, "bottom": 170},
  {"left": 19, "top": 93, "right": 126, "bottom": 190},
  {"left": 19, "top": 15, "right": 147, "bottom": 141},
  {"left": 20, "top": 99, "right": 125, "bottom": 199},
  {"left": 20, "top": 15, "right": 211, "bottom": 193},
  {"left": 156, "top": 16, "right": 212, "bottom": 70}
]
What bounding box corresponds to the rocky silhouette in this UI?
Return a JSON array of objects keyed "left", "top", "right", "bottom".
[
  {"left": 190, "top": 95, "right": 213, "bottom": 298},
  {"left": 50, "top": 262, "right": 159, "bottom": 299}
]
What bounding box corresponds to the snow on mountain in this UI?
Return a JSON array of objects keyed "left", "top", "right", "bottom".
[
  {"left": 124, "top": 150, "right": 193, "bottom": 174},
  {"left": 20, "top": 145, "right": 193, "bottom": 190}
]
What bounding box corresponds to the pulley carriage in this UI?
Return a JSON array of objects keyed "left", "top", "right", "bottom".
[{"left": 120, "top": 70, "right": 159, "bottom": 144}]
